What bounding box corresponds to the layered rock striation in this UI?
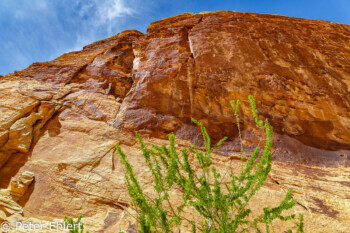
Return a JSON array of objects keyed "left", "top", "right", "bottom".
[{"left": 0, "top": 11, "right": 349, "bottom": 232}]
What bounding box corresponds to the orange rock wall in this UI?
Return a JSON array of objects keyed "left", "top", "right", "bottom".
[{"left": 0, "top": 11, "right": 349, "bottom": 232}]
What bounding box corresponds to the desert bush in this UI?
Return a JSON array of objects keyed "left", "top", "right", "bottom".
[
  {"left": 63, "top": 216, "right": 89, "bottom": 233},
  {"left": 116, "top": 95, "right": 304, "bottom": 233}
]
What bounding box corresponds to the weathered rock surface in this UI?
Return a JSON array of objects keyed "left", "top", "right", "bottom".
[
  {"left": 0, "top": 11, "right": 349, "bottom": 232},
  {"left": 119, "top": 12, "right": 350, "bottom": 166}
]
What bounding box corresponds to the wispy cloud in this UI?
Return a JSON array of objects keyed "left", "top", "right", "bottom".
[
  {"left": 70, "top": 0, "right": 136, "bottom": 50},
  {"left": 0, "top": 0, "right": 147, "bottom": 74},
  {"left": 75, "top": 0, "right": 134, "bottom": 25},
  {"left": 97, "top": 0, "right": 134, "bottom": 22}
]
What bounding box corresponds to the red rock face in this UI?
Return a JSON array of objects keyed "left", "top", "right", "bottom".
[
  {"left": 1, "top": 11, "right": 350, "bottom": 232},
  {"left": 16, "top": 30, "right": 143, "bottom": 98},
  {"left": 116, "top": 12, "right": 350, "bottom": 166}
]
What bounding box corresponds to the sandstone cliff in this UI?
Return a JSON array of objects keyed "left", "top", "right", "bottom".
[{"left": 0, "top": 11, "right": 349, "bottom": 232}]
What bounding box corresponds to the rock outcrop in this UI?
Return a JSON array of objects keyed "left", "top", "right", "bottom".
[
  {"left": 0, "top": 11, "right": 349, "bottom": 232},
  {"left": 0, "top": 171, "right": 34, "bottom": 223}
]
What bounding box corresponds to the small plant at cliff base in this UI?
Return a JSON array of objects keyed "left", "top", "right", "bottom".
[
  {"left": 63, "top": 215, "right": 89, "bottom": 233},
  {"left": 116, "top": 95, "right": 304, "bottom": 233}
]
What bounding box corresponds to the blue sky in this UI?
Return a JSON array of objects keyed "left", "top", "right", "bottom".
[{"left": 0, "top": 0, "right": 349, "bottom": 75}]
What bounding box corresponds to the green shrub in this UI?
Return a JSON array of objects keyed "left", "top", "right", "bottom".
[
  {"left": 116, "top": 95, "right": 304, "bottom": 233},
  {"left": 63, "top": 216, "right": 89, "bottom": 233}
]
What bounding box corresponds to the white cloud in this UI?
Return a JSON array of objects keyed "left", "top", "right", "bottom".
[
  {"left": 0, "top": 0, "right": 149, "bottom": 74},
  {"left": 97, "top": 0, "right": 134, "bottom": 22},
  {"left": 93, "top": 0, "right": 135, "bottom": 35},
  {"left": 70, "top": 0, "right": 136, "bottom": 50},
  {"left": 74, "top": 0, "right": 134, "bottom": 26}
]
